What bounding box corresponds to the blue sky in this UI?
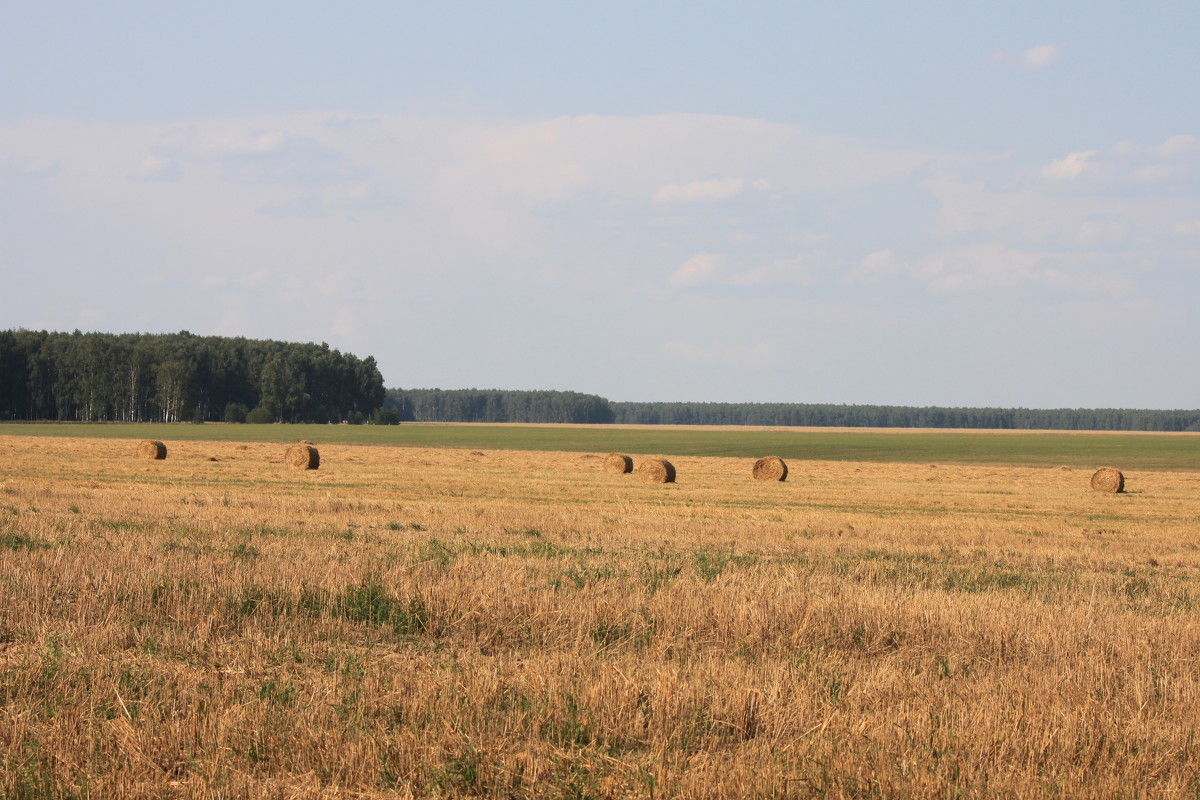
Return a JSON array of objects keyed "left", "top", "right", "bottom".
[{"left": 3, "top": 2, "right": 1198, "bottom": 407}]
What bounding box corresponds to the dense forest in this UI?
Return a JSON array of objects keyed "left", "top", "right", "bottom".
[
  {"left": 609, "top": 402, "right": 1200, "bottom": 431},
  {"left": 3, "top": 330, "right": 1197, "bottom": 431},
  {"left": 0, "top": 330, "right": 385, "bottom": 423},
  {"left": 384, "top": 389, "right": 1200, "bottom": 432},
  {"left": 384, "top": 389, "right": 615, "bottom": 424}
]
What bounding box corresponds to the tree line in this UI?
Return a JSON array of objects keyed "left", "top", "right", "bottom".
[
  {"left": 0, "top": 330, "right": 385, "bottom": 423},
  {"left": 3, "top": 331, "right": 1195, "bottom": 431},
  {"left": 384, "top": 389, "right": 615, "bottom": 424},
  {"left": 384, "top": 389, "right": 1200, "bottom": 432},
  {"left": 609, "top": 402, "right": 1200, "bottom": 431}
]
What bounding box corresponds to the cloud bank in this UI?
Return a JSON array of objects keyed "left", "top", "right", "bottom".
[{"left": 1, "top": 112, "right": 1197, "bottom": 406}]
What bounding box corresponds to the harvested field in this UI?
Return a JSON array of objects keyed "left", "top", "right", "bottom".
[{"left": 2, "top": 432, "right": 1200, "bottom": 798}]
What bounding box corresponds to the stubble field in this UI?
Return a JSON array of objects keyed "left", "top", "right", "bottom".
[{"left": 2, "top": 430, "right": 1200, "bottom": 798}]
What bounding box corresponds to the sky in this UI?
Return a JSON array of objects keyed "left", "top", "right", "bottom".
[{"left": 2, "top": 2, "right": 1198, "bottom": 408}]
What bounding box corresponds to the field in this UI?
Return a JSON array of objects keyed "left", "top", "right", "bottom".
[
  {"left": 2, "top": 427, "right": 1200, "bottom": 798},
  {"left": 4, "top": 421, "right": 1200, "bottom": 469}
]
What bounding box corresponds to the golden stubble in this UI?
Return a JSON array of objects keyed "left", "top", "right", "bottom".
[{"left": 2, "top": 434, "right": 1200, "bottom": 798}]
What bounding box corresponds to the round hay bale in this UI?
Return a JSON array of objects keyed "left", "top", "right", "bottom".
[
  {"left": 752, "top": 456, "right": 788, "bottom": 482},
  {"left": 137, "top": 440, "right": 166, "bottom": 460},
  {"left": 1091, "top": 467, "right": 1124, "bottom": 493},
  {"left": 637, "top": 458, "right": 676, "bottom": 484},
  {"left": 285, "top": 443, "right": 320, "bottom": 470},
  {"left": 604, "top": 453, "right": 634, "bottom": 474}
]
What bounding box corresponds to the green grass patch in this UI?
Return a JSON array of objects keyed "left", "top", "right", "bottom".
[
  {"left": 4, "top": 421, "right": 1200, "bottom": 469},
  {"left": 0, "top": 531, "right": 49, "bottom": 551}
]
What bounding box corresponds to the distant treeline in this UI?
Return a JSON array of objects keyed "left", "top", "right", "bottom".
[
  {"left": 0, "top": 330, "right": 385, "bottom": 423},
  {"left": 5, "top": 333, "right": 1196, "bottom": 432},
  {"left": 609, "top": 402, "right": 1200, "bottom": 431},
  {"left": 384, "top": 389, "right": 1200, "bottom": 432},
  {"left": 384, "top": 388, "right": 616, "bottom": 424}
]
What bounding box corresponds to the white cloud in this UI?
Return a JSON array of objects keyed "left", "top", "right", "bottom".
[
  {"left": 1042, "top": 150, "right": 1097, "bottom": 180},
  {"left": 156, "top": 125, "right": 286, "bottom": 159},
  {"left": 792, "top": 231, "right": 829, "bottom": 246},
  {"left": 1099, "top": 134, "right": 1200, "bottom": 186},
  {"left": 1133, "top": 164, "right": 1173, "bottom": 183},
  {"left": 1020, "top": 44, "right": 1063, "bottom": 68},
  {"left": 129, "top": 155, "right": 180, "bottom": 182},
  {"left": 200, "top": 269, "right": 271, "bottom": 289},
  {"left": 153, "top": 123, "right": 361, "bottom": 185},
  {"left": 653, "top": 177, "right": 747, "bottom": 203},
  {"left": 668, "top": 251, "right": 820, "bottom": 289},
  {"left": 1157, "top": 135, "right": 1200, "bottom": 157},
  {"left": 0, "top": 154, "right": 59, "bottom": 188},
  {"left": 728, "top": 255, "right": 819, "bottom": 287},
  {"left": 991, "top": 44, "right": 1063, "bottom": 68},
  {"left": 660, "top": 339, "right": 779, "bottom": 366},
  {"left": 926, "top": 141, "right": 1200, "bottom": 253},
  {"left": 871, "top": 243, "right": 1136, "bottom": 298},
  {"left": 669, "top": 253, "right": 722, "bottom": 286},
  {"left": 844, "top": 249, "right": 907, "bottom": 284}
]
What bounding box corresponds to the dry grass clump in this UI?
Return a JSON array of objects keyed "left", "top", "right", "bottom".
[
  {"left": 285, "top": 442, "right": 320, "bottom": 470},
  {"left": 1091, "top": 466, "right": 1124, "bottom": 493},
  {"left": 603, "top": 453, "right": 633, "bottom": 474},
  {"left": 751, "top": 456, "right": 787, "bottom": 481},
  {"left": 136, "top": 439, "right": 166, "bottom": 460},
  {"left": 637, "top": 457, "right": 676, "bottom": 484}
]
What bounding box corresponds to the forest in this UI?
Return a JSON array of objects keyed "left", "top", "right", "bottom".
[
  {"left": 609, "top": 401, "right": 1200, "bottom": 431},
  {"left": 384, "top": 388, "right": 616, "bottom": 425},
  {"left": 0, "top": 330, "right": 385, "bottom": 423},
  {"left": 4, "top": 330, "right": 1198, "bottom": 431},
  {"left": 384, "top": 389, "right": 1200, "bottom": 432}
]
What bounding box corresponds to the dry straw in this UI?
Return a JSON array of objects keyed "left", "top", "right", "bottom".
[
  {"left": 638, "top": 458, "right": 676, "bottom": 484},
  {"left": 604, "top": 453, "right": 633, "bottom": 474},
  {"left": 752, "top": 456, "right": 788, "bottom": 481},
  {"left": 137, "top": 440, "right": 166, "bottom": 460},
  {"left": 285, "top": 442, "right": 320, "bottom": 470},
  {"left": 1091, "top": 467, "right": 1124, "bottom": 493}
]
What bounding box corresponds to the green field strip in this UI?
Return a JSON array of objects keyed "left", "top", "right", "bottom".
[{"left": 3, "top": 422, "right": 1199, "bottom": 471}]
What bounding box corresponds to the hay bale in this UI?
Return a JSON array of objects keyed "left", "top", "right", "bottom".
[
  {"left": 637, "top": 458, "right": 676, "bottom": 484},
  {"left": 1091, "top": 467, "right": 1124, "bottom": 493},
  {"left": 604, "top": 453, "right": 634, "bottom": 474},
  {"left": 285, "top": 443, "right": 320, "bottom": 470},
  {"left": 137, "top": 440, "right": 166, "bottom": 460},
  {"left": 752, "top": 456, "right": 788, "bottom": 482}
]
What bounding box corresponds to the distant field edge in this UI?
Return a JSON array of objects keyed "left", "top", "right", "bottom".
[{"left": 2, "top": 421, "right": 1198, "bottom": 471}]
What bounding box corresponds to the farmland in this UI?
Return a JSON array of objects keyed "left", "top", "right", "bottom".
[
  {"left": 4, "top": 421, "right": 1200, "bottom": 470},
  {"left": 2, "top": 427, "right": 1200, "bottom": 798}
]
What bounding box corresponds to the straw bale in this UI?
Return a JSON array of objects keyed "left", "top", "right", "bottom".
[
  {"left": 285, "top": 443, "right": 320, "bottom": 470},
  {"left": 1090, "top": 467, "right": 1124, "bottom": 493},
  {"left": 137, "top": 440, "right": 166, "bottom": 460},
  {"left": 638, "top": 458, "right": 676, "bottom": 484},
  {"left": 604, "top": 453, "right": 634, "bottom": 474},
  {"left": 752, "top": 456, "right": 788, "bottom": 481}
]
